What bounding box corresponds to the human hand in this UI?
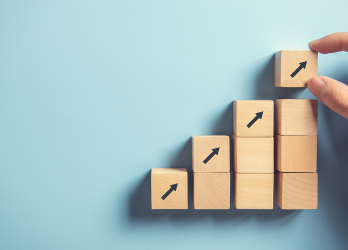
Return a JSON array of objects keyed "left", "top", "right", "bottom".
[{"left": 308, "top": 32, "right": 348, "bottom": 118}]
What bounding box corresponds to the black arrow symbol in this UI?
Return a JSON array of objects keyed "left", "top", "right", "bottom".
[
  {"left": 203, "top": 148, "right": 220, "bottom": 164},
  {"left": 161, "top": 183, "right": 178, "bottom": 200},
  {"left": 290, "top": 61, "right": 307, "bottom": 78},
  {"left": 247, "top": 112, "right": 263, "bottom": 128}
]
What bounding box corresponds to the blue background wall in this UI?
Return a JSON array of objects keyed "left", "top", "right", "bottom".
[{"left": 1, "top": 1, "right": 348, "bottom": 249}]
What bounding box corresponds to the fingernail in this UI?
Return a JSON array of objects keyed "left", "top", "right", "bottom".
[
  {"left": 308, "top": 76, "right": 326, "bottom": 98},
  {"left": 309, "top": 38, "right": 320, "bottom": 48}
]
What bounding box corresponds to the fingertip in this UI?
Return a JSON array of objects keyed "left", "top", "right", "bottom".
[{"left": 308, "top": 76, "right": 326, "bottom": 99}]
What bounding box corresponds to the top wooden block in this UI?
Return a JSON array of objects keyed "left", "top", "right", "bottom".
[
  {"left": 275, "top": 99, "right": 318, "bottom": 135},
  {"left": 192, "top": 136, "right": 230, "bottom": 173},
  {"left": 274, "top": 50, "right": 318, "bottom": 87},
  {"left": 233, "top": 100, "right": 274, "bottom": 137}
]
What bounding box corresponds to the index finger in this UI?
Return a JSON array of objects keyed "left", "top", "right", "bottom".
[{"left": 309, "top": 32, "right": 348, "bottom": 54}]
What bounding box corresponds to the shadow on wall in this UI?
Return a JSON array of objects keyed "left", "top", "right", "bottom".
[{"left": 127, "top": 56, "right": 348, "bottom": 223}]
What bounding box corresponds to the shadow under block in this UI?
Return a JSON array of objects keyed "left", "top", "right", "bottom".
[
  {"left": 275, "top": 172, "right": 318, "bottom": 209},
  {"left": 233, "top": 100, "right": 274, "bottom": 137},
  {"left": 151, "top": 168, "right": 188, "bottom": 209},
  {"left": 275, "top": 99, "right": 318, "bottom": 136},
  {"left": 275, "top": 134, "right": 317, "bottom": 173},
  {"left": 233, "top": 136, "right": 273, "bottom": 173},
  {"left": 234, "top": 173, "right": 273, "bottom": 209},
  {"left": 193, "top": 173, "right": 230, "bottom": 209},
  {"left": 192, "top": 136, "right": 230, "bottom": 173},
  {"left": 274, "top": 50, "right": 318, "bottom": 87}
]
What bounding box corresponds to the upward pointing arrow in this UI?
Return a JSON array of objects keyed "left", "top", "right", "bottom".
[
  {"left": 203, "top": 148, "right": 220, "bottom": 164},
  {"left": 161, "top": 184, "right": 178, "bottom": 200},
  {"left": 247, "top": 112, "right": 263, "bottom": 128},
  {"left": 291, "top": 61, "right": 307, "bottom": 78}
]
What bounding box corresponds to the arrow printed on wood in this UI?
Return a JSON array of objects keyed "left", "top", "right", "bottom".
[
  {"left": 203, "top": 148, "right": 220, "bottom": 164},
  {"left": 290, "top": 61, "right": 307, "bottom": 78},
  {"left": 161, "top": 183, "right": 178, "bottom": 200},
  {"left": 247, "top": 111, "right": 263, "bottom": 128}
]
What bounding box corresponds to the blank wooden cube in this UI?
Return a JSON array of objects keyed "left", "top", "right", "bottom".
[
  {"left": 192, "top": 136, "right": 230, "bottom": 173},
  {"left": 274, "top": 50, "right": 318, "bottom": 87},
  {"left": 275, "top": 99, "right": 318, "bottom": 136},
  {"left": 233, "top": 136, "right": 273, "bottom": 173},
  {"left": 275, "top": 134, "right": 317, "bottom": 173},
  {"left": 275, "top": 172, "right": 317, "bottom": 209},
  {"left": 234, "top": 173, "right": 273, "bottom": 209},
  {"left": 193, "top": 173, "right": 230, "bottom": 209},
  {"left": 233, "top": 100, "right": 273, "bottom": 137},
  {"left": 151, "top": 168, "right": 188, "bottom": 209}
]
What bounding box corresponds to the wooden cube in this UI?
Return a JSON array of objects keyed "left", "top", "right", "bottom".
[
  {"left": 234, "top": 173, "right": 273, "bottom": 209},
  {"left": 275, "top": 172, "right": 318, "bottom": 209},
  {"left": 233, "top": 136, "right": 273, "bottom": 173},
  {"left": 274, "top": 50, "right": 318, "bottom": 87},
  {"left": 193, "top": 173, "right": 230, "bottom": 209},
  {"left": 275, "top": 134, "right": 317, "bottom": 173},
  {"left": 275, "top": 99, "right": 318, "bottom": 136},
  {"left": 192, "top": 136, "right": 230, "bottom": 173},
  {"left": 233, "top": 100, "right": 273, "bottom": 137},
  {"left": 151, "top": 168, "right": 188, "bottom": 209}
]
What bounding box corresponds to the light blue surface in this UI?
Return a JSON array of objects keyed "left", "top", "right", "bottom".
[{"left": 1, "top": 1, "right": 348, "bottom": 249}]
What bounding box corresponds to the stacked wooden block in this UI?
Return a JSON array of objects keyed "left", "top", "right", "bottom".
[
  {"left": 274, "top": 99, "right": 318, "bottom": 209},
  {"left": 233, "top": 101, "right": 274, "bottom": 209},
  {"left": 192, "top": 136, "right": 230, "bottom": 209}
]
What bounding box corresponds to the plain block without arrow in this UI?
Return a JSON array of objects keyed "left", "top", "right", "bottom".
[
  {"left": 233, "top": 100, "right": 274, "bottom": 137},
  {"left": 234, "top": 173, "right": 273, "bottom": 209},
  {"left": 275, "top": 99, "right": 318, "bottom": 136},
  {"left": 192, "top": 136, "right": 230, "bottom": 173},
  {"left": 233, "top": 136, "right": 273, "bottom": 173},
  {"left": 275, "top": 172, "right": 318, "bottom": 209},
  {"left": 193, "top": 173, "right": 230, "bottom": 209},
  {"left": 151, "top": 168, "right": 188, "bottom": 209},
  {"left": 275, "top": 134, "right": 317, "bottom": 173},
  {"left": 274, "top": 50, "right": 318, "bottom": 87}
]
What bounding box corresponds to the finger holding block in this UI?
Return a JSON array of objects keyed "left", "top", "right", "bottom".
[
  {"left": 192, "top": 136, "right": 230, "bottom": 173},
  {"left": 233, "top": 136, "right": 273, "bottom": 173},
  {"left": 193, "top": 173, "right": 230, "bottom": 209},
  {"left": 275, "top": 172, "right": 318, "bottom": 210},
  {"left": 275, "top": 50, "right": 318, "bottom": 87},
  {"left": 234, "top": 173, "right": 273, "bottom": 209},
  {"left": 151, "top": 168, "right": 188, "bottom": 209},
  {"left": 233, "top": 100, "right": 274, "bottom": 137},
  {"left": 275, "top": 99, "right": 318, "bottom": 136}
]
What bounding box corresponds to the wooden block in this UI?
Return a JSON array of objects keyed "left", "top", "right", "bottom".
[
  {"left": 274, "top": 50, "right": 318, "bottom": 87},
  {"left": 233, "top": 100, "right": 273, "bottom": 137},
  {"left": 275, "top": 99, "right": 318, "bottom": 136},
  {"left": 151, "top": 168, "right": 188, "bottom": 209},
  {"left": 275, "top": 134, "right": 317, "bottom": 173},
  {"left": 275, "top": 172, "right": 317, "bottom": 209},
  {"left": 233, "top": 136, "right": 273, "bottom": 173},
  {"left": 192, "top": 136, "right": 230, "bottom": 173},
  {"left": 234, "top": 173, "right": 273, "bottom": 209},
  {"left": 193, "top": 173, "right": 230, "bottom": 209}
]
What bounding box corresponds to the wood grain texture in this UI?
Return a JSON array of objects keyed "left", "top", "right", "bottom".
[
  {"left": 275, "top": 99, "right": 318, "bottom": 135},
  {"left": 275, "top": 134, "right": 317, "bottom": 173},
  {"left": 193, "top": 173, "right": 230, "bottom": 209},
  {"left": 275, "top": 172, "right": 317, "bottom": 210},
  {"left": 151, "top": 168, "right": 188, "bottom": 209},
  {"left": 233, "top": 100, "right": 274, "bottom": 137},
  {"left": 192, "top": 136, "right": 230, "bottom": 173},
  {"left": 233, "top": 136, "right": 273, "bottom": 173},
  {"left": 234, "top": 173, "right": 273, "bottom": 209},
  {"left": 274, "top": 50, "right": 318, "bottom": 87}
]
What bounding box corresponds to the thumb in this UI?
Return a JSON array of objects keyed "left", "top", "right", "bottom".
[{"left": 308, "top": 76, "right": 348, "bottom": 119}]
